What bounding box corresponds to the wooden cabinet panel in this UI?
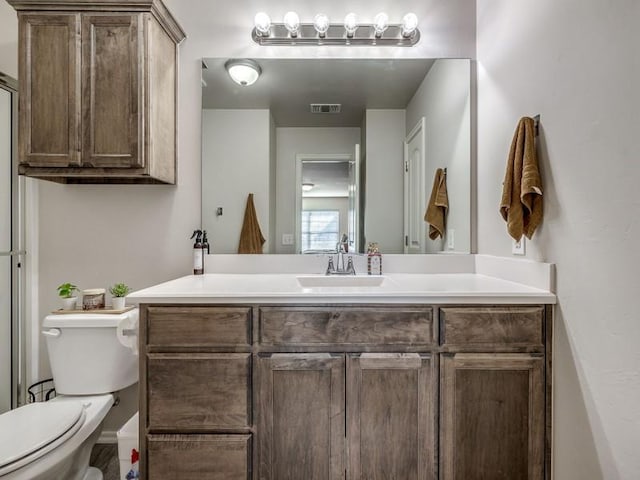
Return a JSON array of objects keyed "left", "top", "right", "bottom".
[
  {"left": 257, "top": 353, "right": 345, "bottom": 480},
  {"left": 259, "top": 306, "right": 433, "bottom": 347},
  {"left": 18, "top": 14, "right": 80, "bottom": 167},
  {"left": 147, "top": 353, "right": 251, "bottom": 430},
  {"left": 441, "top": 306, "right": 544, "bottom": 349},
  {"left": 146, "top": 306, "right": 252, "bottom": 349},
  {"left": 147, "top": 434, "right": 251, "bottom": 480},
  {"left": 347, "top": 353, "right": 436, "bottom": 480},
  {"left": 440, "top": 353, "right": 545, "bottom": 480},
  {"left": 81, "top": 14, "right": 142, "bottom": 168}
]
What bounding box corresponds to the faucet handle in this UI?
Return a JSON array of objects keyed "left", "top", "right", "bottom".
[
  {"left": 326, "top": 256, "right": 335, "bottom": 275},
  {"left": 346, "top": 256, "right": 356, "bottom": 275}
]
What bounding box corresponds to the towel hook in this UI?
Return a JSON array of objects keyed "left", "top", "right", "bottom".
[{"left": 533, "top": 114, "right": 540, "bottom": 137}]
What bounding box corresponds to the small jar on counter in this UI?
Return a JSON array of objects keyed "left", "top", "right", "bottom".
[{"left": 82, "top": 288, "right": 105, "bottom": 310}]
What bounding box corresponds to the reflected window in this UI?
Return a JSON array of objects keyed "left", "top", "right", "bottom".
[{"left": 301, "top": 210, "right": 339, "bottom": 252}]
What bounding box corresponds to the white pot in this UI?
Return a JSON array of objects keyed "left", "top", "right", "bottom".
[
  {"left": 112, "top": 297, "right": 126, "bottom": 310},
  {"left": 61, "top": 297, "right": 77, "bottom": 311}
]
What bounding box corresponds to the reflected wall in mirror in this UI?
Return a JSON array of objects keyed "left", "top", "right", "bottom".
[{"left": 201, "top": 58, "right": 471, "bottom": 254}]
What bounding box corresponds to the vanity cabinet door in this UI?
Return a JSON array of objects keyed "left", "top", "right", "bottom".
[
  {"left": 17, "top": 13, "right": 81, "bottom": 167},
  {"left": 440, "top": 353, "right": 545, "bottom": 480},
  {"left": 347, "top": 353, "right": 436, "bottom": 480},
  {"left": 257, "top": 353, "right": 345, "bottom": 480}
]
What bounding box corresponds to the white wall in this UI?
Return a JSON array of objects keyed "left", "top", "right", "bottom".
[
  {"left": 0, "top": 0, "right": 475, "bottom": 434},
  {"left": 364, "top": 110, "right": 405, "bottom": 253},
  {"left": 406, "top": 59, "right": 471, "bottom": 253},
  {"left": 275, "top": 127, "right": 361, "bottom": 253},
  {"left": 476, "top": 1, "right": 640, "bottom": 478},
  {"left": 202, "top": 109, "right": 272, "bottom": 254}
]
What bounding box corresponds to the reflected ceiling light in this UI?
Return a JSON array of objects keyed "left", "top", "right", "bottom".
[
  {"left": 225, "top": 59, "right": 261, "bottom": 86},
  {"left": 313, "top": 13, "right": 330, "bottom": 38},
  {"left": 283, "top": 11, "right": 300, "bottom": 37},
  {"left": 251, "top": 11, "right": 420, "bottom": 46},
  {"left": 344, "top": 13, "right": 358, "bottom": 38},
  {"left": 401, "top": 13, "right": 418, "bottom": 37},
  {"left": 254, "top": 12, "right": 271, "bottom": 36},
  {"left": 373, "top": 12, "right": 389, "bottom": 38},
  {"left": 302, "top": 183, "right": 315, "bottom": 192}
]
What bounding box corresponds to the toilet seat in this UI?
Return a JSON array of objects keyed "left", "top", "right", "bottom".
[{"left": 0, "top": 401, "right": 87, "bottom": 476}]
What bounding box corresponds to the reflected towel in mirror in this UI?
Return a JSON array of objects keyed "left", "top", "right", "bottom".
[
  {"left": 238, "top": 193, "right": 266, "bottom": 254},
  {"left": 425, "top": 168, "right": 449, "bottom": 239}
]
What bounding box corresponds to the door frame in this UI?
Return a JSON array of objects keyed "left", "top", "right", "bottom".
[{"left": 294, "top": 153, "right": 356, "bottom": 254}]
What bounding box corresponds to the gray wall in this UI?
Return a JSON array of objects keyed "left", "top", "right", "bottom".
[
  {"left": 364, "top": 110, "right": 406, "bottom": 253},
  {"left": 477, "top": 0, "right": 640, "bottom": 477},
  {"left": 406, "top": 59, "right": 471, "bottom": 253},
  {"left": 202, "top": 109, "right": 272, "bottom": 254}
]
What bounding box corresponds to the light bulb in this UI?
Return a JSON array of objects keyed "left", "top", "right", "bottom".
[
  {"left": 373, "top": 12, "right": 389, "bottom": 37},
  {"left": 344, "top": 13, "right": 358, "bottom": 37},
  {"left": 402, "top": 13, "right": 418, "bottom": 37},
  {"left": 254, "top": 12, "right": 271, "bottom": 36},
  {"left": 314, "top": 13, "right": 330, "bottom": 37},
  {"left": 283, "top": 11, "right": 300, "bottom": 37}
]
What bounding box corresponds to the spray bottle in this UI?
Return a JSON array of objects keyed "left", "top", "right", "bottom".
[{"left": 190, "top": 230, "right": 203, "bottom": 275}]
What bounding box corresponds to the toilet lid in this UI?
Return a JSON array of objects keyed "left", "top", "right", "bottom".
[{"left": 0, "top": 401, "right": 84, "bottom": 469}]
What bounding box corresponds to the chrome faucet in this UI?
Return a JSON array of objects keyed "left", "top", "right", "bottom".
[{"left": 326, "top": 236, "right": 356, "bottom": 275}]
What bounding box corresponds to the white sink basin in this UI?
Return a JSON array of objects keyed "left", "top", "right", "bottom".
[{"left": 296, "top": 275, "right": 387, "bottom": 288}]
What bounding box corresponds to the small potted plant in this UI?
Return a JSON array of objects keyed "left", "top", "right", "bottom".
[
  {"left": 57, "top": 283, "right": 79, "bottom": 310},
  {"left": 109, "top": 282, "right": 131, "bottom": 310}
]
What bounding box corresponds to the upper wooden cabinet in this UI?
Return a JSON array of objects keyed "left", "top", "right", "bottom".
[{"left": 8, "top": 0, "right": 185, "bottom": 184}]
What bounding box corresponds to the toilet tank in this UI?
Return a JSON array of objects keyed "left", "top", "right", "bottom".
[{"left": 42, "top": 310, "right": 139, "bottom": 395}]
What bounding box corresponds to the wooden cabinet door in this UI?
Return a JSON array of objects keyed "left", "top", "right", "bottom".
[
  {"left": 257, "top": 353, "right": 345, "bottom": 480},
  {"left": 18, "top": 14, "right": 81, "bottom": 167},
  {"left": 440, "top": 353, "right": 545, "bottom": 480},
  {"left": 347, "top": 353, "right": 436, "bottom": 480},
  {"left": 81, "top": 14, "right": 143, "bottom": 168}
]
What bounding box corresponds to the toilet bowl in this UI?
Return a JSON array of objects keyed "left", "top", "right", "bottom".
[{"left": 0, "top": 310, "right": 138, "bottom": 480}]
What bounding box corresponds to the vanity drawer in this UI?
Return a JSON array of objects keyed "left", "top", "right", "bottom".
[
  {"left": 259, "top": 306, "right": 434, "bottom": 346},
  {"left": 146, "top": 306, "right": 251, "bottom": 348},
  {"left": 440, "top": 307, "right": 544, "bottom": 349},
  {"left": 147, "top": 434, "right": 251, "bottom": 480},
  {"left": 147, "top": 353, "right": 251, "bottom": 430}
]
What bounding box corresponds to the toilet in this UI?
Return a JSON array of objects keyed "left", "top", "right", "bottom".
[{"left": 0, "top": 310, "right": 138, "bottom": 480}]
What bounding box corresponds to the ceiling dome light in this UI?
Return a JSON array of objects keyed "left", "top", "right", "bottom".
[
  {"left": 401, "top": 13, "right": 418, "bottom": 37},
  {"left": 314, "top": 13, "right": 330, "bottom": 38},
  {"left": 302, "top": 183, "right": 315, "bottom": 192},
  {"left": 283, "top": 11, "right": 300, "bottom": 37},
  {"left": 225, "top": 59, "right": 262, "bottom": 87},
  {"left": 373, "top": 12, "right": 389, "bottom": 38},
  {"left": 254, "top": 12, "right": 271, "bottom": 36},
  {"left": 344, "top": 13, "right": 358, "bottom": 37}
]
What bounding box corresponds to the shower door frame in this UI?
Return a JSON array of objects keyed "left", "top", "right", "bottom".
[{"left": 0, "top": 72, "right": 25, "bottom": 409}]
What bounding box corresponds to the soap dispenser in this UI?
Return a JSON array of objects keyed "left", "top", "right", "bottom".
[
  {"left": 191, "top": 230, "right": 203, "bottom": 275},
  {"left": 367, "top": 242, "right": 382, "bottom": 275}
]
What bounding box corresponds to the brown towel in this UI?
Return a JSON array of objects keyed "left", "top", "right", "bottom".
[
  {"left": 238, "top": 193, "right": 265, "bottom": 254},
  {"left": 500, "top": 117, "right": 543, "bottom": 240},
  {"left": 424, "top": 168, "right": 449, "bottom": 240}
]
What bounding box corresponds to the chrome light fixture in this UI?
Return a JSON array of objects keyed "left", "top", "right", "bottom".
[
  {"left": 225, "top": 59, "right": 261, "bottom": 87},
  {"left": 251, "top": 11, "right": 420, "bottom": 46}
]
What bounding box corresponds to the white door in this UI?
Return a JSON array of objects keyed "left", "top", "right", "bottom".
[
  {"left": 347, "top": 144, "right": 360, "bottom": 253},
  {"left": 404, "top": 118, "right": 426, "bottom": 254}
]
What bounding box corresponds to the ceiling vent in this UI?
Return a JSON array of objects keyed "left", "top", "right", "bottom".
[{"left": 310, "top": 103, "right": 341, "bottom": 114}]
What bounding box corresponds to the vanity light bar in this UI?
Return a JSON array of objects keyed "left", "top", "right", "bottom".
[{"left": 252, "top": 12, "right": 420, "bottom": 47}]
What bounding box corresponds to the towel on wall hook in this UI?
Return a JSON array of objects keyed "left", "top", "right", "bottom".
[
  {"left": 238, "top": 193, "right": 265, "bottom": 254},
  {"left": 425, "top": 168, "right": 449, "bottom": 240},
  {"left": 499, "top": 116, "right": 543, "bottom": 241}
]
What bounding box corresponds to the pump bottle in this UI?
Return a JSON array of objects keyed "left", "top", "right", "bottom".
[{"left": 191, "top": 230, "right": 203, "bottom": 275}]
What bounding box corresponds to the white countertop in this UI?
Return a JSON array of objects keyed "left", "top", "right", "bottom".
[{"left": 127, "top": 273, "right": 556, "bottom": 305}]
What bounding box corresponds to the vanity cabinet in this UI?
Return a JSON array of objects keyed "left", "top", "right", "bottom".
[
  {"left": 139, "top": 304, "right": 551, "bottom": 480},
  {"left": 8, "top": 0, "right": 185, "bottom": 184}
]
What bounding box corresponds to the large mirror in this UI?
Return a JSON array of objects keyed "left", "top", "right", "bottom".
[{"left": 201, "top": 58, "right": 471, "bottom": 254}]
